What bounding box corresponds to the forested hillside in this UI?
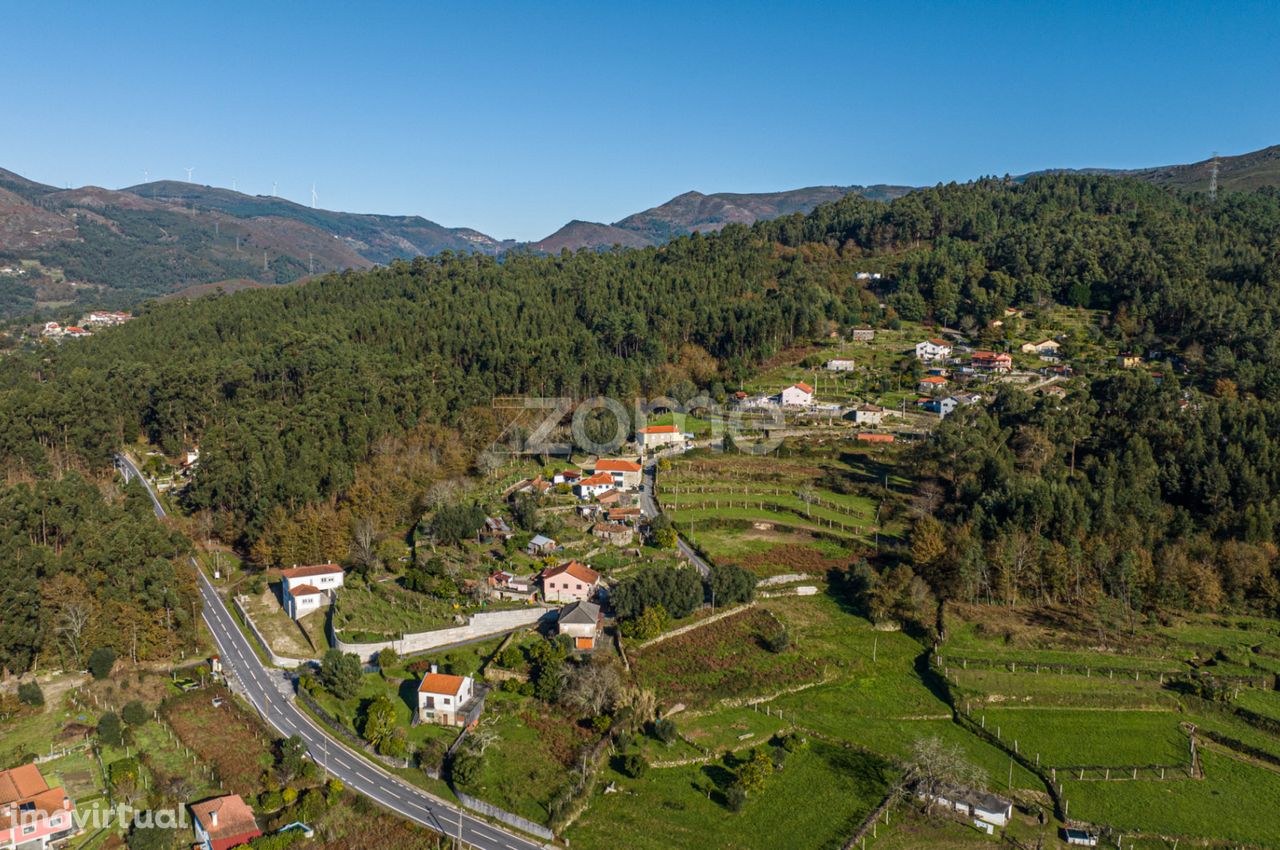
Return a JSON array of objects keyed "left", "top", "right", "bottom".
[
  {"left": 2, "top": 174, "right": 1280, "bottom": 621},
  {"left": 0, "top": 474, "right": 198, "bottom": 674}
]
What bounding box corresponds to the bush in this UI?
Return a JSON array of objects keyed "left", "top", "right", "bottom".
[
  {"left": 16, "top": 682, "right": 43, "bottom": 707},
  {"left": 653, "top": 717, "right": 678, "bottom": 745},
  {"left": 725, "top": 782, "right": 747, "bottom": 812},
  {"left": 376, "top": 647, "right": 398, "bottom": 673},
  {"left": 88, "top": 647, "right": 117, "bottom": 679},
  {"left": 621, "top": 753, "right": 648, "bottom": 779},
  {"left": 450, "top": 751, "right": 481, "bottom": 786},
  {"left": 619, "top": 605, "right": 670, "bottom": 641},
  {"left": 98, "top": 712, "right": 124, "bottom": 747},
  {"left": 258, "top": 789, "right": 284, "bottom": 812},
  {"left": 763, "top": 626, "right": 790, "bottom": 653},
  {"left": 122, "top": 700, "right": 150, "bottom": 726}
]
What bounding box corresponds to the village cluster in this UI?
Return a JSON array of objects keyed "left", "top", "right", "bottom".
[{"left": 38, "top": 311, "right": 133, "bottom": 340}]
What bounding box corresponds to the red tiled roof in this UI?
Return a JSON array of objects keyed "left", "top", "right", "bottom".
[
  {"left": 279, "top": 564, "right": 343, "bottom": 580},
  {"left": 418, "top": 672, "right": 467, "bottom": 696},
  {"left": 543, "top": 560, "right": 601, "bottom": 585},
  {"left": 190, "top": 795, "right": 259, "bottom": 842},
  {"left": 595, "top": 459, "right": 642, "bottom": 472},
  {"left": 0, "top": 763, "right": 47, "bottom": 802},
  {"left": 638, "top": 425, "right": 680, "bottom": 434},
  {"left": 927, "top": 337, "right": 948, "bottom": 345},
  {"left": 920, "top": 376, "right": 947, "bottom": 384},
  {"left": 792, "top": 382, "right": 813, "bottom": 394},
  {"left": 288, "top": 584, "right": 322, "bottom": 596},
  {"left": 577, "top": 472, "right": 615, "bottom": 487}
]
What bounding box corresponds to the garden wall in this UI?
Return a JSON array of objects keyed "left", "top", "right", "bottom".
[{"left": 332, "top": 607, "right": 555, "bottom": 663}]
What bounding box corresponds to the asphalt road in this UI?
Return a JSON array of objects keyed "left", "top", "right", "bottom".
[{"left": 116, "top": 454, "right": 549, "bottom": 850}]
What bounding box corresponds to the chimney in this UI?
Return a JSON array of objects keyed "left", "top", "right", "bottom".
[
  {"left": 430, "top": 664, "right": 438, "bottom": 675},
  {"left": 210, "top": 810, "right": 218, "bottom": 827},
  {"left": 63, "top": 797, "right": 71, "bottom": 811}
]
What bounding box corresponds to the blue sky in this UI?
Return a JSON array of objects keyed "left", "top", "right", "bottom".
[{"left": 3, "top": 1, "right": 1278, "bottom": 240}]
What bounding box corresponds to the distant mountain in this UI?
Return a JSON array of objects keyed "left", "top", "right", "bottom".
[
  {"left": 528, "top": 185, "right": 915, "bottom": 252},
  {"left": 1128, "top": 145, "right": 1280, "bottom": 193},
  {"left": 4, "top": 144, "right": 1279, "bottom": 320},
  {"left": 0, "top": 172, "right": 515, "bottom": 319},
  {"left": 121, "top": 181, "right": 515, "bottom": 262},
  {"left": 1020, "top": 144, "right": 1280, "bottom": 194}
]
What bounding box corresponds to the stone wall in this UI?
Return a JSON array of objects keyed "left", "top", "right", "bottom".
[{"left": 332, "top": 607, "right": 555, "bottom": 663}]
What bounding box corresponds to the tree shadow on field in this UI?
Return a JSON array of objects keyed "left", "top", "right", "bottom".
[{"left": 698, "top": 762, "right": 739, "bottom": 808}]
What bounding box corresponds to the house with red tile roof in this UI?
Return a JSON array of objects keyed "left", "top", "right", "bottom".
[
  {"left": 971, "top": 351, "right": 1013, "bottom": 372},
  {"left": 0, "top": 763, "right": 77, "bottom": 849},
  {"left": 780, "top": 382, "right": 815, "bottom": 407},
  {"left": 540, "top": 560, "right": 601, "bottom": 603},
  {"left": 278, "top": 564, "right": 344, "bottom": 620},
  {"left": 636, "top": 424, "right": 684, "bottom": 451},
  {"left": 417, "top": 666, "right": 484, "bottom": 726},
  {"left": 592, "top": 458, "right": 644, "bottom": 489},
  {"left": 918, "top": 375, "right": 949, "bottom": 394},
  {"left": 191, "top": 794, "right": 261, "bottom": 850},
  {"left": 574, "top": 472, "right": 616, "bottom": 499}
]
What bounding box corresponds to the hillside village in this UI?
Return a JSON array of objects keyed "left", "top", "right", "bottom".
[{"left": 5, "top": 295, "right": 1258, "bottom": 850}]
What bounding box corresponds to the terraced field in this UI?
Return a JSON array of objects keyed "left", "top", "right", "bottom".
[{"left": 660, "top": 442, "right": 907, "bottom": 575}]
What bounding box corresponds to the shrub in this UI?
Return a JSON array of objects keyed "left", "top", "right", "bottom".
[
  {"left": 621, "top": 753, "right": 648, "bottom": 779},
  {"left": 122, "top": 700, "right": 150, "bottom": 726},
  {"left": 450, "top": 751, "right": 481, "bottom": 786},
  {"left": 725, "top": 782, "right": 747, "bottom": 812},
  {"left": 376, "top": 647, "right": 398, "bottom": 673},
  {"left": 98, "top": 712, "right": 124, "bottom": 747},
  {"left": 258, "top": 789, "right": 283, "bottom": 812},
  {"left": 17, "top": 682, "right": 43, "bottom": 707},
  {"left": 763, "top": 626, "right": 790, "bottom": 654},
  {"left": 88, "top": 647, "right": 117, "bottom": 680},
  {"left": 653, "top": 717, "right": 678, "bottom": 745}
]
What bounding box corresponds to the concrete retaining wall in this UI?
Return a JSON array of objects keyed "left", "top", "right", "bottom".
[{"left": 333, "top": 607, "right": 554, "bottom": 663}]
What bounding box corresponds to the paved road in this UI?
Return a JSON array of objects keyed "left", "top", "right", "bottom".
[
  {"left": 116, "top": 454, "right": 549, "bottom": 850},
  {"left": 640, "top": 461, "right": 711, "bottom": 578}
]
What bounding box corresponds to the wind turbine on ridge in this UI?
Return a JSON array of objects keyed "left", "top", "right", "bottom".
[
  {"left": 185, "top": 166, "right": 194, "bottom": 182},
  {"left": 311, "top": 183, "right": 318, "bottom": 209}
]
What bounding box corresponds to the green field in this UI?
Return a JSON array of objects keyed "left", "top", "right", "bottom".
[
  {"left": 1064, "top": 749, "right": 1280, "bottom": 846},
  {"left": 567, "top": 740, "right": 893, "bottom": 850},
  {"left": 969, "top": 708, "right": 1189, "bottom": 768}
]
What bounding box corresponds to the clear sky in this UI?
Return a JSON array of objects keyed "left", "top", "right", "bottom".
[{"left": 3, "top": 1, "right": 1278, "bottom": 241}]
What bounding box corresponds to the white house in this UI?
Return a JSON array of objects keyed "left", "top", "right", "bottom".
[
  {"left": 592, "top": 459, "right": 643, "bottom": 490},
  {"left": 417, "top": 667, "right": 482, "bottom": 726},
  {"left": 636, "top": 424, "right": 684, "bottom": 451},
  {"left": 573, "top": 472, "right": 616, "bottom": 499},
  {"left": 779, "top": 382, "right": 814, "bottom": 407},
  {"left": 915, "top": 338, "right": 952, "bottom": 362},
  {"left": 825, "top": 359, "right": 857, "bottom": 372},
  {"left": 279, "top": 564, "right": 345, "bottom": 620},
  {"left": 852, "top": 404, "right": 886, "bottom": 426},
  {"left": 919, "top": 786, "right": 1012, "bottom": 827}
]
